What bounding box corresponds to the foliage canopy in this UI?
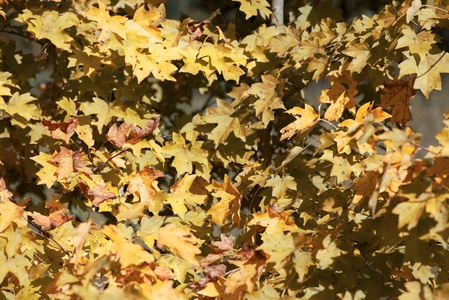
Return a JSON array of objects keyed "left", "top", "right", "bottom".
[{"left": 1, "top": 0, "right": 449, "bottom": 298}]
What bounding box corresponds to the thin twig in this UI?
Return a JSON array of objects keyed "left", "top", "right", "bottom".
[
  {"left": 27, "top": 219, "right": 71, "bottom": 257},
  {"left": 92, "top": 148, "right": 129, "bottom": 173}
]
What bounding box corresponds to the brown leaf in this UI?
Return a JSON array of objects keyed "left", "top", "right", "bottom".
[
  {"left": 380, "top": 76, "right": 416, "bottom": 127},
  {"left": 189, "top": 20, "right": 211, "bottom": 41},
  {"left": 79, "top": 182, "right": 117, "bottom": 206},
  {"left": 107, "top": 123, "right": 132, "bottom": 147},
  {"left": 129, "top": 116, "right": 160, "bottom": 139},
  {"left": 41, "top": 118, "right": 79, "bottom": 144}
]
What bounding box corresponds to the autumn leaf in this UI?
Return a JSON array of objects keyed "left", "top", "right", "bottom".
[
  {"left": 206, "top": 174, "right": 241, "bottom": 227},
  {"left": 125, "top": 166, "right": 164, "bottom": 206},
  {"left": 41, "top": 118, "right": 79, "bottom": 144},
  {"left": 280, "top": 104, "right": 319, "bottom": 141},
  {"left": 98, "top": 224, "right": 154, "bottom": 267},
  {"left": 31, "top": 209, "right": 74, "bottom": 231},
  {"left": 79, "top": 181, "right": 117, "bottom": 207},
  {"left": 161, "top": 132, "right": 210, "bottom": 176},
  {"left": 225, "top": 244, "right": 267, "bottom": 294},
  {"left": 380, "top": 76, "right": 416, "bottom": 127},
  {"left": 248, "top": 206, "right": 297, "bottom": 234},
  {"left": 317, "top": 70, "right": 357, "bottom": 121},
  {"left": 233, "top": 0, "right": 272, "bottom": 19},
  {"left": 106, "top": 123, "right": 132, "bottom": 148},
  {"left": 342, "top": 42, "right": 371, "bottom": 73},
  {"left": 129, "top": 116, "right": 160, "bottom": 139},
  {"left": 166, "top": 174, "right": 208, "bottom": 218},
  {"left": 398, "top": 51, "right": 449, "bottom": 99},
  {"left": 396, "top": 27, "right": 436, "bottom": 61},
  {"left": 157, "top": 223, "right": 201, "bottom": 266}
]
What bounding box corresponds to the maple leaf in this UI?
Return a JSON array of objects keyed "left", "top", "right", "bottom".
[
  {"left": 129, "top": 116, "right": 160, "bottom": 139},
  {"left": 98, "top": 225, "right": 154, "bottom": 267},
  {"left": 247, "top": 75, "right": 285, "bottom": 126},
  {"left": 342, "top": 42, "right": 371, "bottom": 73},
  {"left": 0, "top": 178, "right": 13, "bottom": 203},
  {"left": 294, "top": 249, "right": 313, "bottom": 282},
  {"left": 79, "top": 181, "right": 117, "bottom": 206},
  {"left": 31, "top": 209, "right": 74, "bottom": 231},
  {"left": 77, "top": 1, "right": 127, "bottom": 43},
  {"left": 398, "top": 51, "right": 449, "bottom": 99},
  {"left": 207, "top": 174, "right": 242, "bottom": 227},
  {"left": 233, "top": 0, "right": 272, "bottom": 19},
  {"left": 197, "top": 43, "right": 246, "bottom": 82},
  {"left": 257, "top": 232, "right": 295, "bottom": 269},
  {"left": 316, "top": 235, "right": 345, "bottom": 269},
  {"left": 0, "top": 92, "right": 40, "bottom": 124},
  {"left": 280, "top": 104, "right": 319, "bottom": 141},
  {"left": 125, "top": 166, "right": 164, "bottom": 206},
  {"left": 380, "top": 76, "right": 416, "bottom": 127},
  {"left": 106, "top": 123, "right": 132, "bottom": 148},
  {"left": 0, "top": 198, "right": 26, "bottom": 233},
  {"left": 157, "top": 223, "right": 201, "bottom": 266},
  {"left": 225, "top": 244, "right": 267, "bottom": 294},
  {"left": 48, "top": 146, "right": 75, "bottom": 181},
  {"left": 79, "top": 98, "right": 127, "bottom": 133},
  {"left": 201, "top": 99, "right": 247, "bottom": 147},
  {"left": 18, "top": 10, "right": 78, "bottom": 51},
  {"left": 161, "top": 132, "right": 210, "bottom": 176},
  {"left": 70, "top": 219, "right": 93, "bottom": 265},
  {"left": 41, "top": 118, "right": 79, "bottom": 144},
  {"left": 166, "top": 174, "right": 208, "bottom": 217},
  {"left": 334, "top": 102, "right": 391, "bottom": 152},
  {"left": 317, "top": 70, "right": 357, "bottom": 121},
  {"left": 248, "top": 206, "right": 297, "bottom": 234},
  {"left": 396, "top": 27, "right": 436, "bottom": 62}
]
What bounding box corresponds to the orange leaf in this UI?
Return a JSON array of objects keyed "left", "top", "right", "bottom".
[
  {"left": 48, "top": 146, "right": 74, "bottom": 180},
  {"left": 317, "top": 70, "right": 357, "bottom": 121}
]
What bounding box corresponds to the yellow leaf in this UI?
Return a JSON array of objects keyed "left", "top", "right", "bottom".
[
  {"left": 207, "top": 175, "right": 242, "bottom": 226},
  {"left": 280, "top": 104, "right": 319, "bottom": 141},
  {"left": 157, "top": 223, "right": 201, "bottom": 266},
  {"left": 233, "top": 0, "right": 272, "bottom": 19}
]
